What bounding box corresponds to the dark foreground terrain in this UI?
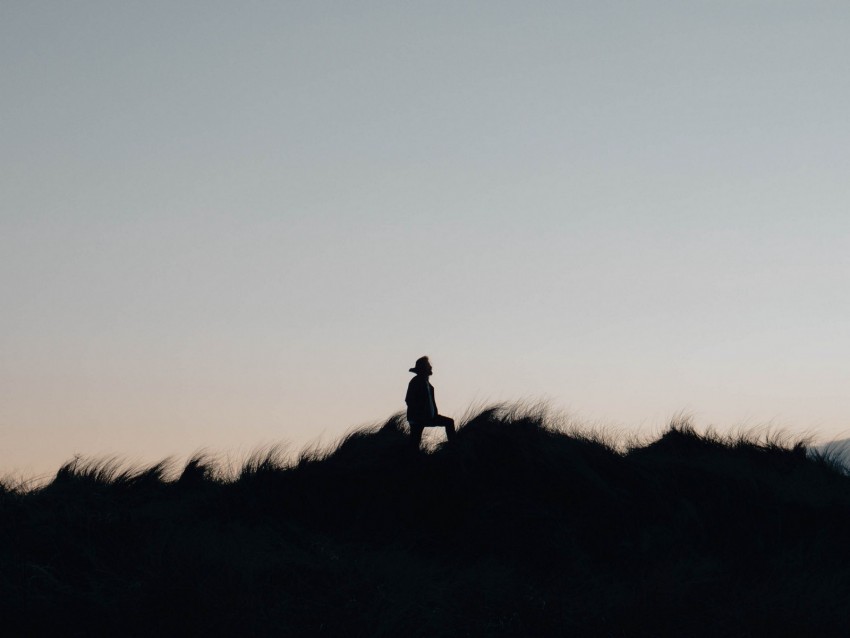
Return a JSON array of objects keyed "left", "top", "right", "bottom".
[{"left": 3, "top": 407, "right": 850, "bottom": 637}]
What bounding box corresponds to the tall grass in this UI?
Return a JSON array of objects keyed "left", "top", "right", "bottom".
[{"left": 2, "top": 405, "right": 849, "bottom": 637}]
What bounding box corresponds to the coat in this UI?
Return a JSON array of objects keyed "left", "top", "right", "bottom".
[{"left": 406, "top": 375, "right": 437, "bottom": 426}]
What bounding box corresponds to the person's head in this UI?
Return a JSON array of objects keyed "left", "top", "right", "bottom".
[{"left": 409, "top": 356, "right": 432, "bottom": 376}]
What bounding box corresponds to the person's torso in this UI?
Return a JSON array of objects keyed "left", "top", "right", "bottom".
[{"left": 407, "top": 377, "right": 435, "bottom": 420}]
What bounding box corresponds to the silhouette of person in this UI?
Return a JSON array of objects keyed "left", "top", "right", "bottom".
[{"left": 405, "top": 356, "right": 455, "bottom": 447}]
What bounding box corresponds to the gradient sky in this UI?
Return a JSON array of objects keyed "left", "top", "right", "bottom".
[{"left": 2, "top": 1, "right": 849, "bottom": 480}]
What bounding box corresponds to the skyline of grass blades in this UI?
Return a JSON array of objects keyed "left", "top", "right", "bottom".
[{"left": 3, "top": 405, "right": 850, "bottom": 635}]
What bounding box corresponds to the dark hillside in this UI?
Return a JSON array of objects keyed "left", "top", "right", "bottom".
[{"left": 3, "top": 407, "right": 850, "bottom": 637}]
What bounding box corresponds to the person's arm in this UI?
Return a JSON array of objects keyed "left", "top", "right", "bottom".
[{"left": 430, "top": 384, "right": 438, "bottom": 417}]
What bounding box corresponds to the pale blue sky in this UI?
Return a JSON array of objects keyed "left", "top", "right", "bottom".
[{"left": 2, "top": 1, "right": 849, "bottom": 478}]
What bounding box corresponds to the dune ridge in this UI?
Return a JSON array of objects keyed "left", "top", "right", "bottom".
[{"left": 3, "top": 405, "right": 849, "bottom": 636}]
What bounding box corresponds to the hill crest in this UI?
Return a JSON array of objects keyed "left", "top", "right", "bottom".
[{"left": 3, "top": 405, "right": 849, "bottom": 637}]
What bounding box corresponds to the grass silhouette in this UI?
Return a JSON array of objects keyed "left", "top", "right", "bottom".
[{"left": 3, "top": 405, "right": 850, "bottom": 637}]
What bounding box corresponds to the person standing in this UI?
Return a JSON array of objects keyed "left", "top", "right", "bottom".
[{"left": 405, "top": 356, "right": 455, "bottom": 447}]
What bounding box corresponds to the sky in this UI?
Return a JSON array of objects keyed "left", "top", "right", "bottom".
[{"left": 2, "top": 1, "right": 849, "bottom": 480}]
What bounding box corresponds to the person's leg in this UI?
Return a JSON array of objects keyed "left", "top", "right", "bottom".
[
  {"left": 436, "top": 415, "right": 455, "bottom": 441},
  {"left": 410, "top": 423, "right": 424, "bottom": 448}
]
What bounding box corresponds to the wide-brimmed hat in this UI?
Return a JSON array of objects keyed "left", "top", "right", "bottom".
[{"left": 409, "top": 356, "right": 431, "bottom": 373}]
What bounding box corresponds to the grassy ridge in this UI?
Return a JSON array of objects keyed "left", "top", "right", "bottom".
[{"left": 3, "top": 406, "right": 850, "bottom": 637}]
